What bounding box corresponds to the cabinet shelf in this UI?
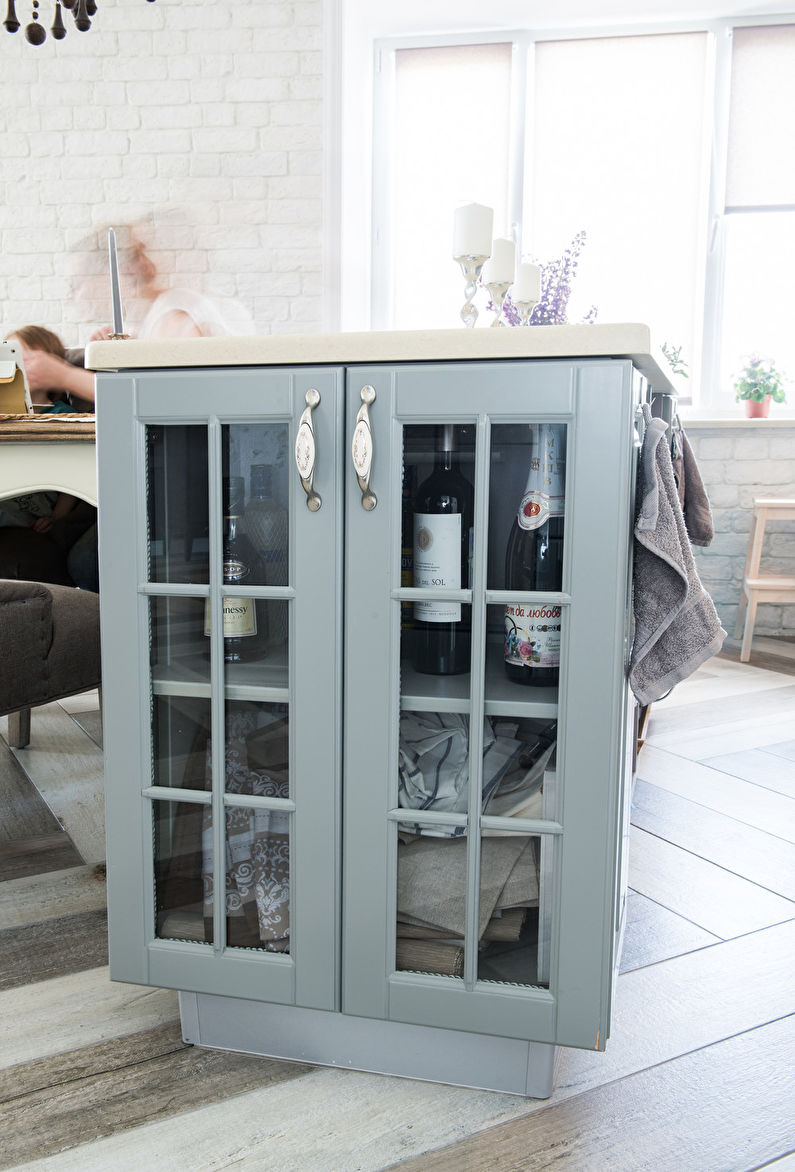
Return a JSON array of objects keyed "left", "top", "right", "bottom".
[
  {"left": 400, "top": 643, "right": 558, "bottom": 718},
  {"left": 152, "top": 649, "right": 289, "bottom": 702}
]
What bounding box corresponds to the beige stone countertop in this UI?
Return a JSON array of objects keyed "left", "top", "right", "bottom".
[{"left": 86, "top": 323, "right": 678, "bottom": 396}]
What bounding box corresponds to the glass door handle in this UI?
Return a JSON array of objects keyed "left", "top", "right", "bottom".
[
  {"left": 295, "top": 387, "right": 322, "bottom": 511},
  {"left": 351, "top": 384, "right": 377, "bottom": 511}
]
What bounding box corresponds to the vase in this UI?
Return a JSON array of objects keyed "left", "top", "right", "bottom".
[{"left": 744, "top": 396, "right": 771, "bottom": 418}]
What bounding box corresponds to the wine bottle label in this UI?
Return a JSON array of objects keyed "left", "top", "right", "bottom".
[
  {"left": 504, "top": 603, "right": 562, "bottom": 668},
  {"left": 518, "top": 425, "right": 565, "bottom": 530},
  {"left": 413, "top": 512, "right": 461, "bottom": 622},
  {"left": 204, "top": 597, "right": 258, "bottom": 638}
]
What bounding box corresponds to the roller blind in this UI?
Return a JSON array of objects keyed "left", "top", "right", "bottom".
[{"left": 725, "top": 25, "right": 795, "bottom": 208}]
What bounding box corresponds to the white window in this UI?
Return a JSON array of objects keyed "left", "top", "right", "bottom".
[
  {"left": 366, "top": 18, "right": 795, "bottom": 412},
  {"left": 719, "top": 25, "right": 795, "bottom": 400}
]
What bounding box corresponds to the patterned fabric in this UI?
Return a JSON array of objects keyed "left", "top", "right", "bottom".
[{"left": 202, "top": 703, "right": 290, "bottom": 952}]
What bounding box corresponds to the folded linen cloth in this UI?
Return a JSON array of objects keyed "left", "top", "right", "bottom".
[
  {"left": 630, "top": 409, "right": 725, "bottom": 705},
  {"left": 398, "top": 712, "right": 525, "bottom": 835}
]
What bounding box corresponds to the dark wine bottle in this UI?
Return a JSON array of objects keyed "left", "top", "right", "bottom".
[
  {"left": 504, "top": 424, "right": 565, "bottom": 686},
  {"left": 412, "top": 424, "right": 473, "bottom": 675},
  {"left": 204, "top": 476, "right": 267, "bottom": 664}
]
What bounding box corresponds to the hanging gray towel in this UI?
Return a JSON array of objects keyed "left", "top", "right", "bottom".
[
  {"left": 671, "top": 422, "right": 714, "bottom": 547},
  {"left": 630, "top": 409, "right": 725, "bottom": 705}
]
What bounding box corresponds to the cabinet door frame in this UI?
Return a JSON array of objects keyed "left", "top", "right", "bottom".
[
  {"left": 97, "top": 365, "right": 344, "bottom": 1010},
  {"left": 342, "top": 358, "right": 637, "bottom": 1048}
]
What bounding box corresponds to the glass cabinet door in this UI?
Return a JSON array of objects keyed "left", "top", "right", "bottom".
[
  {"left": 343, "top": 359, "right": 637, "bottom": 1049},
  {"left": 98, "top": 367, "right": 343, "bottom": 1011}
]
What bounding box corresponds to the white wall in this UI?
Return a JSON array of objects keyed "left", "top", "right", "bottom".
[{"left": 0, "top": 0, "right": 324, "bottom": 345}]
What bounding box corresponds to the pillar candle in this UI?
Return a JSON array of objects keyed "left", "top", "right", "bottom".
[
  {"left": 481, "top": 237, "right": 515, "bottom": 285},
  {"left": 452, "top": 203, "right": 493, "bottom": 258},
  {"left": 511, "top": 261, "right": 542, "bottom": 303}
]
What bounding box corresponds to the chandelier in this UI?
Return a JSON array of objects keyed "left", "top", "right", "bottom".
[{"left": 3, "top": 0, "right": 155, "bottom": 44}]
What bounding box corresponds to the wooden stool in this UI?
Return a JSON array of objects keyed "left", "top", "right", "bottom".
[{"left": 735, "top": 497, "right": 795, "bottom": 662}]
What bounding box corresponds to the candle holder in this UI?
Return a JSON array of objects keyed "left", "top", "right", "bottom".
[
  {"left": 454, "top": 253, "right": 488, "bottom": 328},
  {"left": 485, "top": 281, "right": 511, "bottom": 327},
  {"left": 513, "top": 298, "right": 538, "bottom": 326}
]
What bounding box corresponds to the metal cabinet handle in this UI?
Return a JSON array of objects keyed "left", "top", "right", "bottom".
[
  {"left": 351, "top": 384, "right": 377, "bottom": 511},
  {"left": 295, "top": 388, "right": 322, "bottom": 512}
]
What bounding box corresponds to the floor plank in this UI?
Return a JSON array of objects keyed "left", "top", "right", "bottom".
[
  {"left": 0, "top": 1031, "right": 311, "bottom": 1169},
  {"left": 0, "top": 747, "right": 63, "bottom": 843},
  {"left": 631, "top": 777, "right": 795, "bottom": 902},
  {"left": 383, "top": 1016, "right": 795, "bottom": 1172},
  {"left": 619, "top": 891, "right": 719, "bottom": 973},
  {"left": 644, "top": 712, "right": 795, "bottom": 762},
  {"left": 0, "top": 866, "right": 107, "bottom": 931},
  {"left": 555, "top": 919, "right": 795, "bottom": 1099},
  {"left": 645, "top": 682, "right": 795, "bottom": 739},
  {"left": 766, "top": 740, "right": 795, "bottom": 764},
  {"left": 0, "top": 908, "right": 109, "bottom": 991},
  {"left": 2, "top": 701, "right": 105, "bottom": 866},
  {"left": 637, "top": 745, "right": 795, "bottom": 843},
  {"left": 0, "top": 833, "right": 83, "bottom": 884},
  {"left": 627, "top": 825, "right": 795, "bottom": 939},
  {"left": 0, "top": 967, "right": 179, "bottom": 1072},
  {"left": 701, "top": 745, "right": 795, "bottom": 799},
  {"left": 0, "top": 1021, "right": 186, "bottom": 1103}
]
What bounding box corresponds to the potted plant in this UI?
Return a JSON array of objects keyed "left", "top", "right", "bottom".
[{"left": 734, "top": 354, "right": 787, "bottom": 418}]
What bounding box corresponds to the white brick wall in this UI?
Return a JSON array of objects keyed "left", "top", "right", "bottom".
[
  {"left": 686, "top": 424, "right": 795, "bottom": 641},
  {"left": 0, "top": 0, "right": 323, "bottom": 345}
]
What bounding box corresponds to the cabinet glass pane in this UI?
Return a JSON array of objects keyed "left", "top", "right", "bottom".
[
  {"left": 152, "top": 696, "right": 210, "bottom": 791},
  {"left": 147, "top": 425, "right": 209, "bottom": 585},
  {"left": 477, "top": 834, "right": 550, "bottom": 989},
  {"left": 396, "top": 826, "right": 466, "bottom": 978},
  {"left": 225, "top": 805, "right": 291, "bottom": 952},
  {"left": 222, "top": 423, "right": 289, "bottom": 588},
  {"left": 150, "top": 596, "right": 210, "bottom": 684},
  {"left": 401, "top": 423, "right": 475, "bottom": 678},
  {"left": 488, "top": 422, "right": 567, "bottom": 595},
  {"left": 221, "top": 700, "right": 289, "bottom": 798},
  {"left": 154, "top": 798, "right": 210, "bottom": 944}
]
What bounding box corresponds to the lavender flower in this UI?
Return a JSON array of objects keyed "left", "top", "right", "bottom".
[{"left": 488, "top": 230, "right": 597, "bottom": 326}]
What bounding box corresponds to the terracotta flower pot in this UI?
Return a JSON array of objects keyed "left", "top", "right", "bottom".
[{"left": 744, "top": 395, "right": 771, "bottom": 418}]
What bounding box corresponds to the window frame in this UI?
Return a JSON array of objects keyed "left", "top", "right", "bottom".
[{"left": 358, "top": 13, "right": 795, "bottom": 414}]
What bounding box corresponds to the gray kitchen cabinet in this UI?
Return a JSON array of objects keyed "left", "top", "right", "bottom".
[{"left": 92, "top": 328, "right": 666, "bottom": 1096}]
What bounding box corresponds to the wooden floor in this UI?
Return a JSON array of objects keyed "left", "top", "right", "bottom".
[{"left": 1, "top": 642, "right": 794, "bottom": 1170}]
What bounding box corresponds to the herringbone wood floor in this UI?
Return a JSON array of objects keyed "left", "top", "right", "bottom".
[{"left": 1, "top": 643, "right": 794, "bottom": 1170}]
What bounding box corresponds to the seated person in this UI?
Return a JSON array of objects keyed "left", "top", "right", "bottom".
[
  {"left": 5, "top": 323, "right": 95, "bottom": 411},
  {"left": 0, "top": 325, "right": 99, "bottom": 591}
]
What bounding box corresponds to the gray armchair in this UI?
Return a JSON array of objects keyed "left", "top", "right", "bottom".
[{"left": 0, "top": 579, "right": 100, "bottom": 749}]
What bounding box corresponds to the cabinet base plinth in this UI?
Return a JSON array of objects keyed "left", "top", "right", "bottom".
[{"left": 179, "top": 992, "right": 560, "bottom": 1098}]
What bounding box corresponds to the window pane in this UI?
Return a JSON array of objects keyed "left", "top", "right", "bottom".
[
  {"left": 720, "top": 210, "right": 795, "bottom": 395},
  {"left": 390, "top": 44, "right": 513, "bottom": 329},
  {"left": 530, "top": 33, "right": 708, "bottom": 363},
  {"left": 726, "top": 25, "right": 795, "bottom": 208}
]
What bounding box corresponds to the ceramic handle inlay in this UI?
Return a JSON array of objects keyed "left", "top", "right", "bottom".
[
  {"left": 295, "top": 387, "right": 322, "bottom": 512},
  {"left": 352, "top": 384, "right": 377, "bottom": 511}
]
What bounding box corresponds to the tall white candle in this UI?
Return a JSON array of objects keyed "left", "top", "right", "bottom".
[
  {"left": 511, "top": 261, "right": 542, "bottom": 304},
  {"left": 452, "top": 203, "right": 493, "bottom": 258},
  {"left": 481, "top": 237, "right": 515, "bottom": 285}
]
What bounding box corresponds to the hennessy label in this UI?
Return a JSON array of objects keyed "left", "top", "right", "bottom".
[{"left": 204, "top": 597, "right": 257, "bottom": 638}]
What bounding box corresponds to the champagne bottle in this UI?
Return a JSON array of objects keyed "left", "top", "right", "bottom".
[
  {"left": 204, "top": 476, "right": 266, "bottom": 664},
  {"left": 244, "top": 463, "right": 288, "bottom": 643},
  {"left": 412, "top": 424, "right": 473, "bottom": 675},
  {"left": 504, "top": 424, "right": 565, "bottom": 686}
]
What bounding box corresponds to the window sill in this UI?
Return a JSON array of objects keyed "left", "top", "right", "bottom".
[{"left": 680, "top": 412, "right": 795, "bottom": 428}]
